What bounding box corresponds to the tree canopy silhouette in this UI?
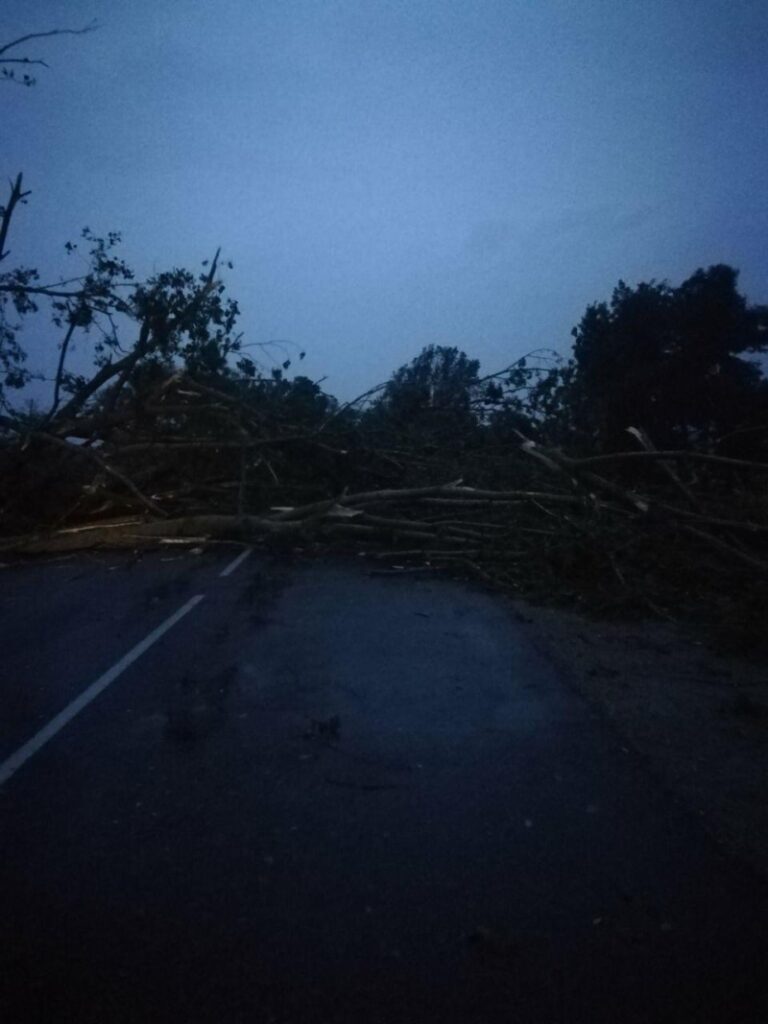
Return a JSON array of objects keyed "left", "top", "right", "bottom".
[
  {"left": 366, "top": 344, "right": 480, "bottom": 445},
  {"left": 535, "top": 265, "right": 768, "bottom": 451}
]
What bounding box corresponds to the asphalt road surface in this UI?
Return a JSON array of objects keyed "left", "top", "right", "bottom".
[{"left": 1, "top": 548, "right": 766, "bottom": 1024}]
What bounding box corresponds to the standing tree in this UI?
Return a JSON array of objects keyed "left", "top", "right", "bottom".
[
  {"left": 366, "top": 345, "right": 481, "bottom": 446},
  {"left": 528, "top": 265, "right": 768, "bottom": 450}
]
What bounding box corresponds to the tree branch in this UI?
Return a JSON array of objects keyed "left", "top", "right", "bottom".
[
  {"left": 32, "top": 433, "right": 167, "bottom": 518},
  {"left": 52, "top": 324, "right": 150, "bottom": 426},
  {"left": 0, "top": 23, "right": 98, "bottom": 58},
  {"left": 0, "top": 173, "right": 31, "bottom": 263},
  {"left": 570, "top": 450, "right": 768, "bottom": 472},
  {"left": 0, "top": 58, "right": 50, "bottom": 67},
  {"left": 44, "top": 318, "right": 78, "bottom": 423}
]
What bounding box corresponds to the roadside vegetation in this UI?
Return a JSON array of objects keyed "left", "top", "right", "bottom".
[{"left": 2, "top": 25, "right": 768, "bottom": 653}]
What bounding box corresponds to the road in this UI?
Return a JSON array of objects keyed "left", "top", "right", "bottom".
[{"left": 0, "top": 547, "right": 766, "bottom": 1023}]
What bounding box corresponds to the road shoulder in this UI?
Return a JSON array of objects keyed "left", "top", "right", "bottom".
[{"left": 517, "top": 597, "right": 768, "bottom": 881}]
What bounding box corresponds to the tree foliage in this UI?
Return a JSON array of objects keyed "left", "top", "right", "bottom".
[
  {"left": 365, "top": 344, "right": 481, "bottom": 445},
  {"left": 526, "top": 265, "right": 768, "bottom": 451}
]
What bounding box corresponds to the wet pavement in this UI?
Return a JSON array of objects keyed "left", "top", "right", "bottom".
[{"left": 0, "top": 548, "right": 766, "bottom": 1023}]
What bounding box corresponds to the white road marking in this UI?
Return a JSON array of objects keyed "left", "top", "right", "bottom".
[
  {"left": 219, "top": 546, "right": 253, "bottom": 578},
  {"left": 0, "top": 594, "right": 205, "bottom": 789}
]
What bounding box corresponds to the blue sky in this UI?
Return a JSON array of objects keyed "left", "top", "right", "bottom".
[{"left": 3, "top": 0, "right": 767, "bottom": 399}]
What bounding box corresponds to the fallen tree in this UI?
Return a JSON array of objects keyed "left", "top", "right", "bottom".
[
  {"left": 1, "top": 173, "right": 767, "bottom": 653},
  {"left": 2, "top": 381, "right": 767, "bottom": 653}
]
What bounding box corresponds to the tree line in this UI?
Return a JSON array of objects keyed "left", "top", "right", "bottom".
[{"left": 363, "top": 265, "right": 768, "bottom": 458}]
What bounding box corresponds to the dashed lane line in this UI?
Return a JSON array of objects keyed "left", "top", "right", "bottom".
[
  {"left": 0, "top": 593, "right": 206, "bottom": 789},
  {"left": 219, "top": 546, "right": 253, "bottom": 578}
]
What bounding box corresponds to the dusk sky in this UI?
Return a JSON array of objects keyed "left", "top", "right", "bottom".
[{"left": 3, "top": 0, "right": 767, "bottom": 400}]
